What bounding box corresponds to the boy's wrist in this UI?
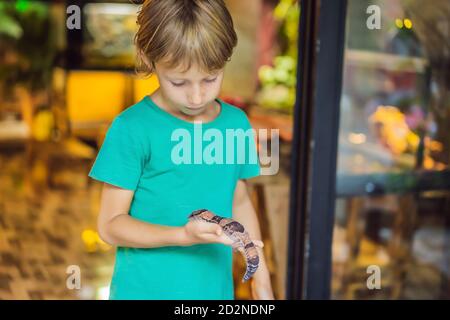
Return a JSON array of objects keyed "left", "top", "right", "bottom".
[{"left": 174, "top": 226, "right": 190, "bottom": 246}]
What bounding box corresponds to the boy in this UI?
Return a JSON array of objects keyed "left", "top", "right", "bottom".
[{"left": 89, "top": 0, "right": 274, "bottom": 300}]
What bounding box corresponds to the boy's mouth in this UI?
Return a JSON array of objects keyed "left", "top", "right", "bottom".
[
  {"left": 183, "top": 106, "right": 206, "bottom": 115},
  {"left": 185, "top": 105, "right": 204, "bottom": 110}
]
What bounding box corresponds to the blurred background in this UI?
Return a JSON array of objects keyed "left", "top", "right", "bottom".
[{"left": 0, "top": 0, "right": 448, "bottom": 300}]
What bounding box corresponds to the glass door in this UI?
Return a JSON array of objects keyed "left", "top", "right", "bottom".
[{"left": 331, "top": 0, "right": 450, "bottom": 299}]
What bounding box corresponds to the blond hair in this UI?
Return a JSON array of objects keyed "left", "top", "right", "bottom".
[{"left": 134, "top": 0, "right": 238, "bottom": 76}]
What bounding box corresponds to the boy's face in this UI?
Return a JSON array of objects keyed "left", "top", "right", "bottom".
[{"left": 153, "top": 61, "right": 225, "bottom": 116}]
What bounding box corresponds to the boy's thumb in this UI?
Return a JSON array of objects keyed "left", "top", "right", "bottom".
[{"left": 204, "top": 223, "right": 221, "bottom": 235}]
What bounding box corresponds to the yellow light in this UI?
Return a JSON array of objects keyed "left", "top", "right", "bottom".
[
  {"left": 82, "top": 229, "right": 99, "bottom": 253},
  {"left": 82, "top": 229, "right": 97, "bottom": 243},
  {"left": 424, "top": 156, "right": 434, "bottom": 170},
  {"left": 395, "top": 18, "right": 403, "bottom": 29},
  {"left": 368, "top": 105, "right": 420, "bottom": 155},
  {"left": 81, "top": 229, "right": 111, "bottom": 252},
  {"left": 32, "top": 110, "right": 54, "bottom": 141},
  {"left": 404, "top": 18, "right": 412, "bottom": 29},
  {"left": 428, "top": 140, "right": 443, "bottom": 152}
]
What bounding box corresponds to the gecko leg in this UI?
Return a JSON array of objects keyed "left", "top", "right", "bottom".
[{"left": 231, "top": 239, "right": 243, "bottom": 252}]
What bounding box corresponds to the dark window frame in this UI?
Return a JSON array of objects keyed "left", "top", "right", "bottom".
[{"left": 287, "top": 0, "right": 348, "bottom": 300}]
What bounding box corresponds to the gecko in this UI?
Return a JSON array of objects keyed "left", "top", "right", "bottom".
[{"left": 188, "top": 209, "right": 260, "bottom": 283}]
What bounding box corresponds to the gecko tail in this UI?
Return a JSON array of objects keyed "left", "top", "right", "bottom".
[{"left": 241, "top": 253, "right": 260, "bottom": 283}]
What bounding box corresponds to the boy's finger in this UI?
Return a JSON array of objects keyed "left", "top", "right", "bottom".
[
  {"left": 223, "top": 238, "right": 234, "bottom": 245},
  {"left": 201, "top": 233, "right": 221, "bottom": 242},
  {"left": 200, "top": 222, "right": 221, "bottom": 234},
  {"left": 203, "top": 234, "right": 233, "bottom": 245},
  {"left": 219, "top": 234, "right": 233, "bottom": 245}
]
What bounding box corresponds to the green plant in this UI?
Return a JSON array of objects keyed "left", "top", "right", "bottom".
[
  {"left": 273, "top": 0, "right": 300, "bottom": 60},
  {"left": 256, "top": 0, "right": 299, "bottom": 113},
  {"left": 0, "top": 0, "right": 57, "bottom": 93}
]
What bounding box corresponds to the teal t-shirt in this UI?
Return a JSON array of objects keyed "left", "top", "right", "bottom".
[{"left": 88, "top": 95, "right": 261, "bottom": 300}]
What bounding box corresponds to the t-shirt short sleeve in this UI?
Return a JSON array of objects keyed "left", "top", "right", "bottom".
[
  {"left": 238, "top": 114, "right": 261, "bottom": 180},
  {"left": 88, "top": 116, "right": 145, "bottom": 191}
]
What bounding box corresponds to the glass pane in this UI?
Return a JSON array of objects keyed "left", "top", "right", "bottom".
[{"left": 333, "top": 0, "right": 450, "bottom": 299}]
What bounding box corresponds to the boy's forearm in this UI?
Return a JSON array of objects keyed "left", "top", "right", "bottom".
[
  {"left": 233, "top": 193, "right": 263, "bottom": 242},
  {"left": 232, "top": 193, "right": 269, "bottom": 268},
  {"left": 100, "top": 214, "right": 188, "bottom": 248}
]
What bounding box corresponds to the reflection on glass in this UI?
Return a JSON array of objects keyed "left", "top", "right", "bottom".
[
  {"left": 333, "top": 0, "right": 450, "bottom": 299},
  {"left": 83, "top": 3, "right": 140, "bottom": 68}
]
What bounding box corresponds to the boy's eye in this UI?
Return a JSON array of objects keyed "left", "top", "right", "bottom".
[
  {"left": 170, "top": 78, "right": 217, "bottom": 87},
  {"left": 205, "top": 77, "right": 217, "bottom": 83}
]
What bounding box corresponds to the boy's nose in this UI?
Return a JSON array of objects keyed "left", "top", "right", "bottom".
[{"left": 188, "top": 87, "right": 203, "bottom": 106}]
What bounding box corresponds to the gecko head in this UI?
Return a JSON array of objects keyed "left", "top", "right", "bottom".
[{"left": 188, "top": 209, "right": 208, "bottom": 219}]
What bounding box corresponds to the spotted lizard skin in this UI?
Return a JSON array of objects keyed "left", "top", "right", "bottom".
[{"left": 188, "top": 209, "right": 259, "bottom": 282}]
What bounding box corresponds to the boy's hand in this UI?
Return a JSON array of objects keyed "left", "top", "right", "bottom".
[
  {"left": 181, "top": 220, "right": 264, "bottom": 248},
  {"left": 182, "top": 220, "right": 234, "bottom": 246}
]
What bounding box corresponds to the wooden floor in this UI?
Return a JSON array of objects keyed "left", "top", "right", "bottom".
[{"left": 0, "top": 150, "right": 115, "bottom": 299}]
